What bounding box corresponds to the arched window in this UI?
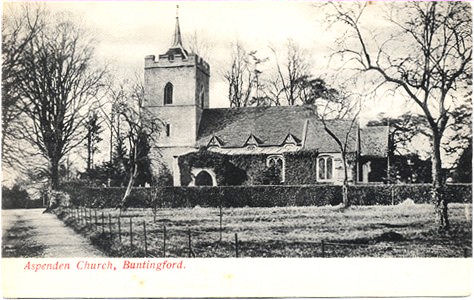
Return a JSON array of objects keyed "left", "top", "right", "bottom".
[
  {"left": 195, "top": 170, "right": 213, "bottom": 186},
  {"left": 164, "top": 82, "right": 173, "bottom": 105},
  {"left": 266, "top": 155, "right": 285, "bottom": 183},
  {"left": 317, "top": 156, "right": 333, "bottom": 181}
]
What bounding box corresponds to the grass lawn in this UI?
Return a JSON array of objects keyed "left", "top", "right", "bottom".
[{"left": 55, "top": 203, "right": 472, "bottom": 258}]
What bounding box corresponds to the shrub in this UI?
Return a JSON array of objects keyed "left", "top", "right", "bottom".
[
  {"left": 49, "top": 190, "right": 71, "bottom": 207},
  {"left": 2, "top": 184, "right": 43, "bottom": 209}
]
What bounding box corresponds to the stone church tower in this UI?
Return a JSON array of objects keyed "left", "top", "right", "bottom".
[{"left": 143, "top": 8, "right": 210, "bottom": 185}]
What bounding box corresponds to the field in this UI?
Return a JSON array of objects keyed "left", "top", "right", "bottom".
[{"left": 54, "top": 203, "right": 472, "bottom": 258}]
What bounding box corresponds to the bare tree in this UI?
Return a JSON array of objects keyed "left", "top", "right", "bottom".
[
  {"left": 1, "top": 4, "right": 45, "bottom": 168},
  {"left": 17, "top": 15, "right": 107, "bottom": 190},
  {"left": 270, "top": 39, "right": 311, "bottom": 106},
  {"left": 223, "top": 42, "right": 255, "bottom": 108},
  {"left": 185, "top": 30, "right": 213, "bottom": 61},
  {"left": 307, "top": 85, "right": 361, "bottom": 207},
  {"left": 249, "top": 51, "right": 270, "bottom": 106},
  {"left": 262, "top": 73, "right": 285, "bottom": 106},
  {"left": 101, "top": 80, "right": 128, "bottom": 164},
  {"left": 84, "top": 110, "right": 103, "bottom": 171},
  {"left": 223, "top": 42, "right": 270, "bottom": 107},
  {"left": 102, "top": 77, "right": 162, "bottom": 209},
  {"left": 443, "top": 89, "right": 472, "bottom": 161},
  {"left": 326, "top": 1, "right": 472, "bottom": 229}
]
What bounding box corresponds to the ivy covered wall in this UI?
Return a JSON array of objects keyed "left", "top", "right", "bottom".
[
  {"left": 178, "top": 148, "right": 323, "bottom": 186},
  {"left": 178, "top": 149, "right": 268, "bottom": 186},
  {"left": 283, "top": 151, "right": 319, "bottom": 185}
]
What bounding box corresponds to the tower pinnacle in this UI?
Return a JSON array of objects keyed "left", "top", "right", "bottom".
[{"left": 171, "top": 5, "right": 183, "bottom": 48}]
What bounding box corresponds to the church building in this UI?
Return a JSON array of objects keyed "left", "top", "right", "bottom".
[{"left": 143, "top": 12, "right": 389, "bottom": 187}]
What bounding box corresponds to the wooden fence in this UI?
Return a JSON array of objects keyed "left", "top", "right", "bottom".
[{"left": 59, "top": 206, "right": 472, "bottom": 258}]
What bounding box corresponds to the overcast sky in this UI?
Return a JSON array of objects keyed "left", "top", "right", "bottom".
[{"left": 11, "top": 0, "right": 417, "bottom": 122}]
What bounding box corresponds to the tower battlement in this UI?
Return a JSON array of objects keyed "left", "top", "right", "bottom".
[{"left": 145, "top": 53, "right": 210, "bottom": 75}]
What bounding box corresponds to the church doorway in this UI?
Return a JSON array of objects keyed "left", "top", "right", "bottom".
[{"left": 195, "top": 170, "right": 213, "bottom": 186}]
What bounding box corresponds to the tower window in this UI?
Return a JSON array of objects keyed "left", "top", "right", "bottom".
[
  {"left": 164, "top": 82, "right": 173, "bottom": 105},
  {"left": 166, "top": 124, "right": 171, "bottom": 137},
  {"left": 199, "top": 86, "right": 205, "bottom": 108}
]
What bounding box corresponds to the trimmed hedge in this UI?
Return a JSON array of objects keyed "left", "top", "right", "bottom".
[
  {"left": 60, "top": 183, "right": 471, "bottom": 208},
  {"left": 349, "top": 184, "right": 472, "bottom": 205}
]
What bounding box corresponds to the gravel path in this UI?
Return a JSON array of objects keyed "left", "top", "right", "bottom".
[{"left": 2, "top": 208, "right": 104, "bottom": 257}]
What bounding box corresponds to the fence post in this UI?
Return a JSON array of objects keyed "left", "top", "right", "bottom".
[
  {"left": 94, "top": 210, "right": 98, "bottom": 229},
  {"left": 235, "top": 233, "right": 239, "bottom": 258},
  {"left": 163, "top": 225, "right": 167, "bottom": 258},
  {"left": 321, "top": 240, "right": 325, "bottom": 257},
  {"left": 101, "top": 212, "right": 105, "bottom": 234},
  {"left": 118, "top": 216, "right": 122, "bottom": 243},
  {"left": 188, "top": 229, "right": 194, "bottom": 258},
  {"left": 143, "top": 221, "right": 148, "bottom": 257},
  {"left": 130, "top": 217, "right": 133, "bottom": 248},
  {"left": 76, "top": 208, "right": 78, "bottom": 223},
  {"left": 108, "top": 214, "right": 112, "bottom": 236},
  {"left": 219, "top": 203, "right": 223, "bottom": 242}
]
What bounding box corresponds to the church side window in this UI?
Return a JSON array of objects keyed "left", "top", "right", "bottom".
[
  {"left": 317, "top": 156, "right": 333, "bottom": 181},
  {"left": 166, "top": 124, "right": 171, "bottom": 137},
  {"left": 266, "top": 155, "right": 285, "bottom": 183},
  {"left": 164, "top": 82, "right": 173, "bottom": 105}
]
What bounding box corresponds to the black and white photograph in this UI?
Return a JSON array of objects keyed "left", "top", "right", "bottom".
[{"left": 1, "top": 0, "right": 472, "bottom": 298}]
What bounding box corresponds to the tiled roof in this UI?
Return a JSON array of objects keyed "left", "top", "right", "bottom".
[
  {"left": 360, "top": 126, "right": 389, "bottom": 157},
  {"left": 197, "top": 106, "right": 310, "bottom": 148},
  {"left": 196, "top": 106, "right": 388, "bottom": 157},
  {"left": 303, "top": 119, "right": 358, "bottom": 153}
]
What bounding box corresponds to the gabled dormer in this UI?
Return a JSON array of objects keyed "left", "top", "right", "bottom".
[
  {"left": 207, "top": 135, "right": 224, "bottom": 148},
  {"left": 244, "top": 133, "right": 263, "bottom": 150},
  {"left": 282, "top": 133, "right": 301, "bottom": 146}
]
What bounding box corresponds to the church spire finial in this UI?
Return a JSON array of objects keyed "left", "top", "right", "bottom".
[{"left": 172, "top": 5, "right": 183, "bottom": 48}]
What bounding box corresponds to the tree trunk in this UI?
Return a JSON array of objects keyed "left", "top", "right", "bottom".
[
  {"left": 432, "top": 134, "right": 449, "bottom": 230},
  {"left": 341, "top": 153, "right": 349, "bottom": 207},
  {"left": 51, "top": 159, "right": 60, "bottom": 190},
  {"left": 119, "top": 144, "right": 139, "bottom": 212},
  {"left": 87, "top": 137, "right": 92, "bottom": 171},
  {"left": 123, "top": 166, "right": 137, "bottom": 202}
]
